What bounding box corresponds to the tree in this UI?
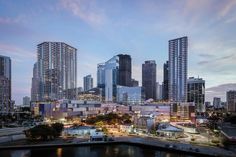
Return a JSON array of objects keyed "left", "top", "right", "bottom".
[
  {"left": 102, "top": 127, "right": 108, "bottom": 135},
  {"left": 51, "top": 123, "right": 64, "bottom": 137},
  {"left": 24, "top": 123, "right": 64, "bottom": 141},
  {"left": 24, "top": 124, "right": 55, "bottom": 141},
  {"left": 95, "top": 121, "right": 104, "bottom": 128}
]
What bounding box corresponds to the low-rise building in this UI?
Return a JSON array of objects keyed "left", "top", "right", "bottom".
[
  {"left": 90, "top": 132, "right": 106, "bottom": 141},
  {"left": 64, "top": 126, "right": 96, "bottom": 136},
  {"left": 133, "top": 115, "right": 156, "bottom": 133},
  {"left": 170, "top": 102, "right": 195, "bottom": 123},
  {"left": 120, "top": 125, "right": 133, "bottom": 133},
  {"left": 156, "top": 123, "right": 183, "bottom": 137},
  {"left": 227, "top": 90, "right": 236, "bottom": 113},
  {"left": 221, "top": 123, "right": 236, "bottom": 144}
]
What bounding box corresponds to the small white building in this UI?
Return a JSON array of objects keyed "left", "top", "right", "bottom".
[
  {"left": 120, "top": 125, "right": 133, "bottom": 133},
  {"left": 157, "top": 123, "right": 183, "bottom": 137},
  {"left": 64, "top": 126, "right": 96, "bottom": 136},
  {"left": 90, "top": 132, "right": 106, "bottom": 141}
]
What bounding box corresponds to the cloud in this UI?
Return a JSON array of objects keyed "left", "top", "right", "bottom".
[
  {"left": 206, "top": 83, "right": 236, "bottom": 102},
  {"left": 197, "top": 54, "right": 235, "bottom": 65},
  {"left": 198, "top": 54, "right": 215, "bottom": 58},
  {"left": 0, "top": 15, "right": 29, "bottom": 25},
  {"left": 0, "top": 43, "right": 35, "bottom": 62},
  {"left": 224, "top": 16, "right": 236, "bottom": 23},
  {"left": 59, "top": 0, "right": 106, "bottom": 27},
  {"left": 0, "top": 17, "right": 17, "bottom": 24},
  {"left": 197, "top": 61, "right": 210, "bottom": 65},
  {"left": 218, "top": 0, "right": 236, "bottom": 18}
]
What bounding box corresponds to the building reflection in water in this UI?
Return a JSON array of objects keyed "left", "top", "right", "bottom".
[
  {"left": 11, "top": 150, "right": 30, "bottom": 157},
  {"left": 56, "top": 148, "right": 62, "bottom": 157}
]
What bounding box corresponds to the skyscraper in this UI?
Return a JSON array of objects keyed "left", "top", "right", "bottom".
[
  {"left": 31, "top": 62, "right": 39, "bottom": 101},
  {"left": 168, "top": 36, "right": 188, "bottom": 102},
  {"left": 23, "top": 96, "right": 30, "bottom": 107},
  {"left": 104, "top": 56, "right": 119, "bottom": 102},
  {"left": 156, "top": 82, "right": 163, "bottom": 100},
  {"left": 83, "top": 75, "right": 93, "bottom": 91},
  {"left": 187, "top": 77, "right": 205, "bottom": 112},
  {"left": 142, "top": 60, "right": 156, "bottom": 100},
  {"left": 117, "top": 54, "right": 132, "bottom": 87},
  {"left": 226, "top": 90, "right": 236, "bottom": 113},
  {"left": 97, "top": 54, "right": 132, "bottom": 102},
  {"left": 213, "top": 97, "right": 221, "bottom": 109},
  {"left": 0, "top": 55, "right": 12, "bottom": 113},
  {"left": 37, "top": 42, "right": 77, "bottom": 101},
  {"left": 162, "top": 61, "right": 169, "bottom": 101}
]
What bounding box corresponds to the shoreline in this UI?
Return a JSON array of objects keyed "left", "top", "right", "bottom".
[{"left": 0, "top": 137, "right": 235, "bottom": 157}]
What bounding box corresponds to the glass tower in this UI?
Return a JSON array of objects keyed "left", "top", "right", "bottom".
[
  {"left": 162, "top": 61, "right": 169, "bottom": 101},
  {"left": 0, "top": 55, "right": 12, "bottom": 113},
  {"left": 83, "top": 74, "right": 93, "bottom": 91},
  {"left": 187, "top": 77, "right": 205, "bottom": 112},
  {"left": 142, "top": 60, "right": 157, "bottom": 100},
  {"left": 97, "top": 54, "right": 132, "bottom": 102},
  {"left": 37, "top": 42, "right": 77, "bottom": 101},
  {"left": 168, "top": 36, "right": 188, "bottom": 102}
]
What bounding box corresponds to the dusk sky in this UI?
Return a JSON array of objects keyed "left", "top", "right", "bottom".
[{"left": 0, "top": 0, "right": 236, "bottom": 104}]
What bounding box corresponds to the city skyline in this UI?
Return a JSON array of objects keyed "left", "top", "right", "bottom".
[{"left": 0, "top": 0, "right": 236, "bottom": 104}]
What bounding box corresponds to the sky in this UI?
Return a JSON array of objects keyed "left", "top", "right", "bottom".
[{"left": 0, "top": 0, "right": 236, "bottom": 105}]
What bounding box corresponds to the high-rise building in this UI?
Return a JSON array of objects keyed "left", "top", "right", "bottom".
[
  {"left": 213, "top": 97, "right": 221, "bottom": 109},
  {"left": 23, "top": 96, "right": 30, "bottom": 107},
  {"left": 187, "top": 77, "right": 205, "bottom": 112},
  {"left": 117, "top": 54, "right": 132, "bottom": 87},
  {"left": 0, "top": 55, "right": 12, "bottom": 113},
  {"left": 31, "top": 62, "right": 39, "bottom": 101},
  {"left": 156, "top": 82, "right": 162, "bottom": 100},
  {"left": 205, "top": 101, "right": 211, "bottom": 108},
  {"left": 37, "top": 42, "right": 77, "bottom": 101},
  {"left": 142, "top": 60, "right": 156, "bottom": 100},
  {"left": 97, "top": 54, "right": 132, "bottom": 102},
  {"left": 83, "top": 75, "right": 93, "bottom": 91},
  {"left": 162, "top": 61, "right": 169, "bottom": 101},
  {"left": 168, "top": 36, "right": 188, "bottom": 102},
  {"left": 226, "top": 90, "right": 236, "bottom": 113},
  {"left": 131, "top": 79, "right": 139, "bottom": 87},
  {"left": 97, "top": 63, "right": 105, "bottom": 97}
]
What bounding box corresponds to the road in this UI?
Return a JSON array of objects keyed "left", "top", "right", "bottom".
[
  {"left": 115, "top": 136, "right": 235, "bottom": 157},
  {"left": 0, "top": 127, "right": 27, "bottom": 137}
]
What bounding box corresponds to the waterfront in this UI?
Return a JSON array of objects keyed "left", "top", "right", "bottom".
[{"left": 0, "top": 144, "right": 195, "bottom": 157}]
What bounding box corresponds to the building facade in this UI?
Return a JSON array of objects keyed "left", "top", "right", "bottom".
[
  {"left": 226, "top": 90, "right": 236, "bottom": 113},
  {"left": 170, "top": 102, "right": 195, "bottom": 122},
  {"left": 142, "top": 60, "right": 156, "bottom": 100},
  {"left": 97, "top": 54, "right": 132, "bottom": 102},
  {"left": 37, "top": 42, "right": 77, "bottom": 101},
  {"left": 31, "top": 62, "right": 39, "bottom": 101},
  {"left": 117, "top": 54, "right": 132, "bottom": 87},
  {"left": 23, "top": 96, "right": 30, "bottom": 107},
  {"left": 187, "top": 77, "right": 205, "bottom": 112},
  {"left": 156, "top": 82, "right": 163, "bottom": 101},
  {"left": 83, "top": 75, "right": 93, "bottom": 91},
  {"left": 162, "top": 61, "right": 169, "bottom": 101},
  {"left": 116, "top": 85, "right": 144, "bottom": 105},
  {"left": 168, "top": 37, "right": 188, "bottom": 102},
  {"left": 0, "top": 55, "right": 12, "bottom": 113},
  {"left": 131, "top": 79, "right": 139, "bottom": 87},
  {"left": 213, "top": 97, "right": 221, "bottom": 109}
]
